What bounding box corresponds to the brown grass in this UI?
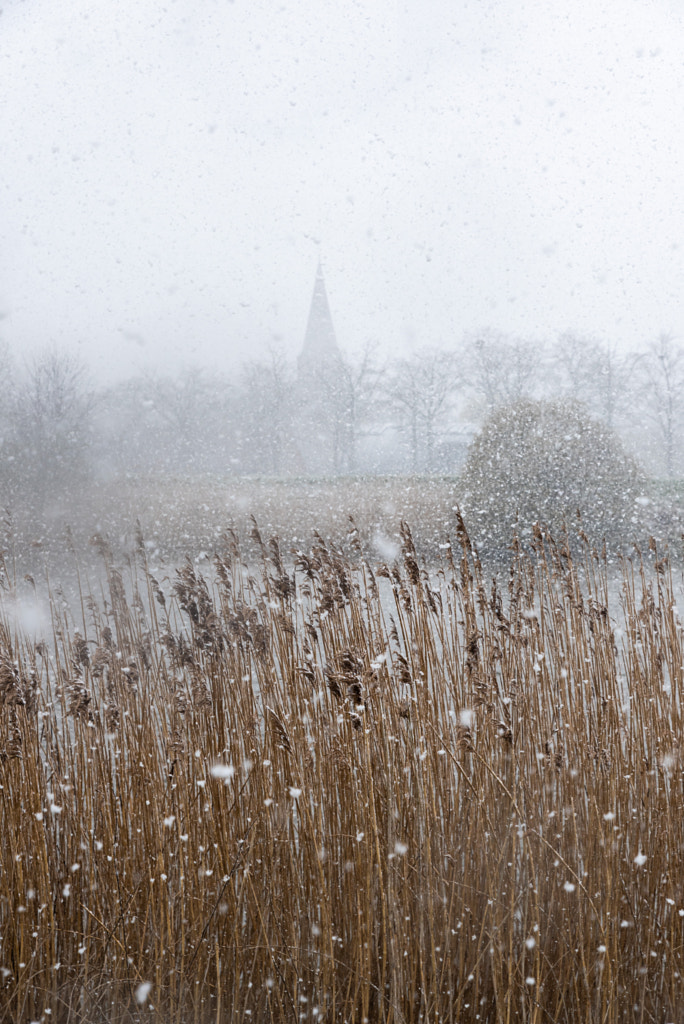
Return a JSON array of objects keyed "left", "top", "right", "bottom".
[
  {"left": 0, "top": 516, "right": 683, "bottom": 1022},
  {"left": 2, "top": 474, "right": 461, "bottom": 576},
  {"left": 5, "top": 471, "right": 684, "bottom": 580}
]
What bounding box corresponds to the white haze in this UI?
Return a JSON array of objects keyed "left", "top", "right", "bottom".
[{"left": 1, "top": 0, "right": 684, "bottom": 380}]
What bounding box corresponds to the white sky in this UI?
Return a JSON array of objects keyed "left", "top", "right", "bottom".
[{"left": 1, "top": 0, "right": 683, "bottom": 380}]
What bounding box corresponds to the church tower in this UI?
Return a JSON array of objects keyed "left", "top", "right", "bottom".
[
  {"left": 297, "top": 259, "right": 344, "bottom": 377},
  {"left": 296, "top": 261, "right": 351, "bottom": 475}
]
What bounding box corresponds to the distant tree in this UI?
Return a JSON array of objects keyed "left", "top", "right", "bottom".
[
  {"left": 95, "top": 368, "right": 235, "bottom": 477},
  {"left": 342, "top": 342, "right": 386, "bottom": 473},
  {"left": 549, "top": 333, "right": 598, "bottom": 403},
  {"left": 141, "top": 367, "right": 233, "bottom": 472},
  {"left": 94, "top": 375, "right": 164, "bottom": 477},
  {"left": 239, "top": 349, "right": 296, "bottom": 475},
  {"left": 550, "top": 333, "right": 634, "bottom": 430},
  {"left": 462, "top": 399, "right": 644, "bottom": 557},
  {"left": 636, "top": 333, "right": 684, "bottom": 478},
  {"left": 296, "top": 348, "right": 353, "bottom": 476},
  {"left": 592, "top": 341, "right": 635, "bottom": 431},
  {"left": 0, "top": 342, "right": 15, "bottom": 511},
  {"left": 464, "top": 329, "right": 539, "bottom": 414},
  {"left": 0, "top": 340, "right": 15, "bottom": 438},
  {"left": 387, "top": 348, "right": 460, "bottom": 471},
  {"left": 7, "top": 348, "right": 96, "bottom": 508}
]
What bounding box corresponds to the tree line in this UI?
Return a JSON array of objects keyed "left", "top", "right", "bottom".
[{"left": 1, "top": 330, "right": 683, "bottom": 514}]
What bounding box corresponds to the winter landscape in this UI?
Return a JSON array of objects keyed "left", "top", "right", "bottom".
[
  {"left": 4, "top": 0, "right": 684, "bottom": 1021},
  {"left": 3, "top": 275, "right": 684, "bottom": 1023}
]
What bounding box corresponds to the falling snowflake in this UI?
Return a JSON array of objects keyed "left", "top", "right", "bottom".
[{"left": 134, "top": 982, "right": 152, "bottom": 1005}]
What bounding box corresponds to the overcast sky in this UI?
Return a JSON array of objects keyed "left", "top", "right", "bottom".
[{"left": 2, "top": 0, "right": 683, "bottom": 380}]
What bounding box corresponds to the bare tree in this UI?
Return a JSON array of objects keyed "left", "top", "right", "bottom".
[
  {"left": 239, "top": 344, "right": 383, "bottom": 477},
  {"left": 95, "top": 367, "right": 235, "bottom": 477},
  {"left": 549, "top": 333, "right": 598, "bottom": 404},
  {"left": 142, "top": 367, "right": 233, "bottom": 471},
  {"left": 7, "top": 348, "right": 96, "bottom": 507},
  {"left": 0, "top": 340, "right": 15, "bottom": 438},
  {"left": 388, "top": 348, "right": 460, "bottom": 471},
  {"left": 296, "top": 348, "right": 352, "bottom": 475},
  {"left": 593, "top": 341, "right": 635, "bottom": 431},
  {"left": 94, "top": 375, "right": 153, "bottom": 475},
  {"left": 637, "top": 333, "right": 684, "bottom": 477},
  {"left": 342, "top": 342, "right": 386, "bottom": 473},
  {"left": 462, "top": 329, "right": 540, "bottom": 416},
  {"left": 240, "top": 349, "right": 296, "bottom": 475},
  {"left": 550, "top": 333, "right": 634, "bottom": 429}
]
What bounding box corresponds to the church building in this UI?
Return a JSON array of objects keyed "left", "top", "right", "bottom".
[
  {"left": 298, "top": 260, "right": 344, "bottom": 378},
  {"left": 296, "top": 262, "right": 353, "bottom": 475}
]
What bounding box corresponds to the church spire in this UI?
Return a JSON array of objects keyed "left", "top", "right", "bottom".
[{"left": 298, "top": 260, "right": 342, "bottom": 373}]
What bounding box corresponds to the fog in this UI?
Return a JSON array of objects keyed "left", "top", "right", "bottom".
[
  {"left": 2, "top": 0, "right": 684, "bottom": 381},
  {"left": 3, "top": 0, "right": 684, "bottom": 580},
  {"left": 0, "top": 319, "right": 681, "bottom": 578}
]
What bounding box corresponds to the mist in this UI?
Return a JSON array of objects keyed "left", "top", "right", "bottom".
[
  {"left": 2, "top": 0, "right": 684, "bottom": 382},
  {"left": 2, "top": 0, "right": 684, "bottom": 571}
]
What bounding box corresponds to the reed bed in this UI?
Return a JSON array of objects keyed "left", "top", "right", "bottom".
[{"left": 0, "top": 517, "right": 683, "bottom": 1023}]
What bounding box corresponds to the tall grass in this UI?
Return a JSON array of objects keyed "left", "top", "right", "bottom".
[
  {"left": 0, "top": 517, "right": 683, "bottom": 1022},
  {"left": 3, "top": 475, "right": 463, "bottom": 576}
]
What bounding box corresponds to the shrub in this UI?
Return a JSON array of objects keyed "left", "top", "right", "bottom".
[{"left": 461, "top": 399, "right": 644, "bottom": 555}]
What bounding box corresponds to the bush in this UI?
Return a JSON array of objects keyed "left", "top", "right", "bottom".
[{"left": 461, "top": 399, "right": 644, "bottom": 555}]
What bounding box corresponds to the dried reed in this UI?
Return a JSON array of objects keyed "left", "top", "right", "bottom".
[{"left": 0, "top": 519, "right": 682, "bottom": 1022}]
